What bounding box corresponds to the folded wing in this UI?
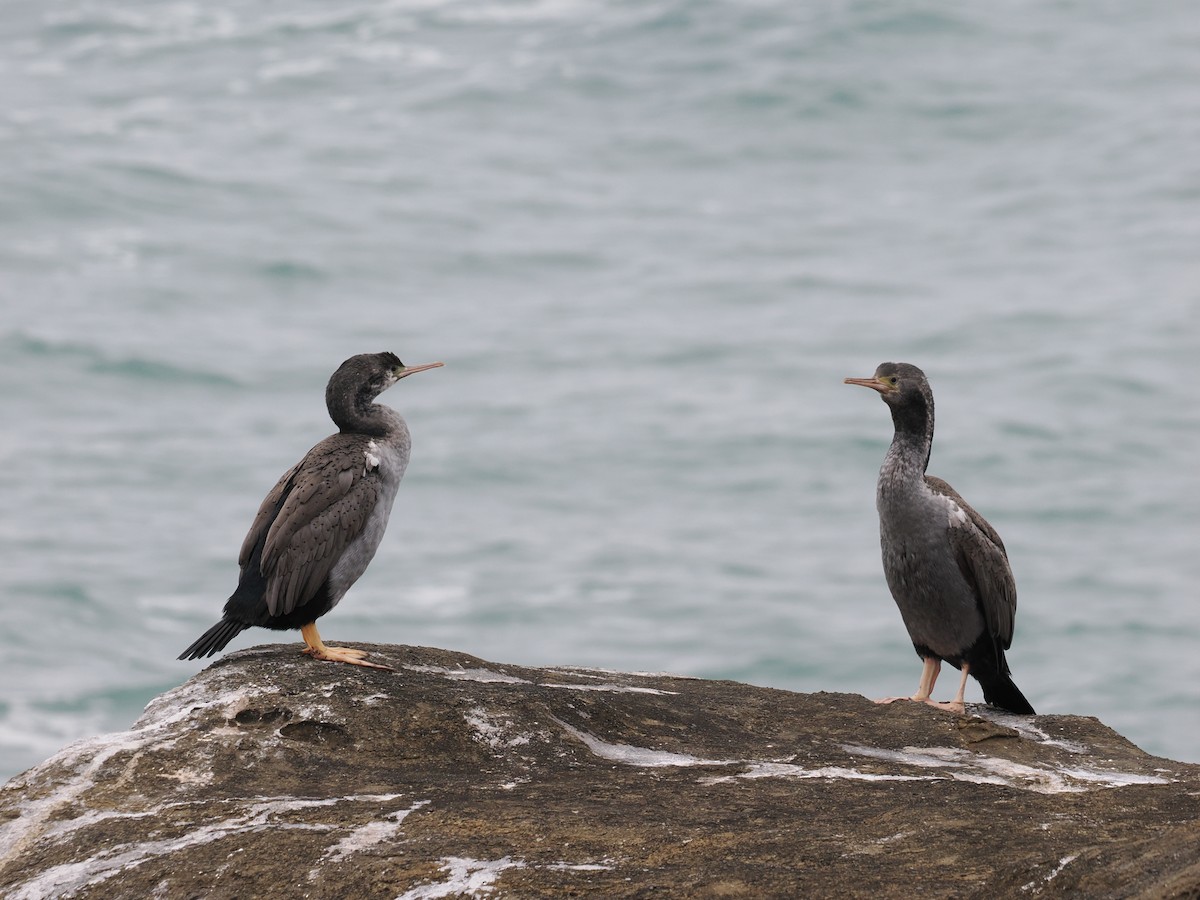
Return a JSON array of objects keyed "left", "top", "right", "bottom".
[
  {"left": 926, "top": 475, "right": 1017, "bottom": 649},
  {"left": 239, "top": 440, "right": 381, "bottom": 618}
]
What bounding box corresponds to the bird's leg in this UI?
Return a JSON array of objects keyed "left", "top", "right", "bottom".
[
  {"left": 300, "top": 622, "right": 393, "bottom": 670},
  {"left": 926, "top": 663, "right": 969, "bottom": 715},
  {"left": 301, "top": 623, "right": 368, "bottom": 658},
  {"left": 875, "top": 657, "right": 940, "bottom": 705},
  {"left": 913, "top": 656, "right": 940, "bottom": 702}
]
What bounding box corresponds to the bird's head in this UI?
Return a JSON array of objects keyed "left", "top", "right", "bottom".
[
  {"left": 327, "top": 352, "right": 444, "bottom": 420},
  {"left": 844, "top": 362, "right": 936, "bottom": 444},
  {"left": 370, "top": 352, "right": 443, "bottom": 392},
  {"left": 844, "top": 362, "right": 930, "bottom": 408}
]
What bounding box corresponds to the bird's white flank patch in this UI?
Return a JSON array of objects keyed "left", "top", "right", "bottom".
[
  {"left": 947, "top": 500, "right": 968, "bottom": 526},
  {"left": 364, "top": 440, "right": 381, "bottom": 471}
]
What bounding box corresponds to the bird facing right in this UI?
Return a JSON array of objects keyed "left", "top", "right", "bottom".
[
  {"left": 179, "top": 351, "right": 442, "bottom": 670},
  {"left": 845, "top": 362, "right": 1035, "bottom": 716}
]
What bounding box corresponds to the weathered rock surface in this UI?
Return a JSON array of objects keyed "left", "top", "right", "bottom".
[{"left": 1, "top": 644, "right": 1198, "bottom": 899}]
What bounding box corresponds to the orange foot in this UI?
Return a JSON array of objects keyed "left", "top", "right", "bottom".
[{"left": 299, "top": 623, "right": 394, "bottom": 670}]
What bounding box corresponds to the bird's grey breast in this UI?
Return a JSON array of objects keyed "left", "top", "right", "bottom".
[
  {"left": 326, "top": 422, "right": 412, "bottom": 603},
  {"left": 876, "top": 476, "right": 984, "bottom": 656}
]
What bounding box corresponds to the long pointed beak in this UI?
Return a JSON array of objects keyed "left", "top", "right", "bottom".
[
  {"left": 844, "top": 376, "right": 889, "bottom": 394},
  {"left": 397, "top": 361, "right": 445, "bottom": 378}
]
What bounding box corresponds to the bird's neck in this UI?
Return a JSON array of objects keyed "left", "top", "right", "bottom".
[
  {"left": 329, "top": 397, "right": 404, "bottom": 438},
  {"left": 881, "top": 399, "right": 934, "bottom": 487}
]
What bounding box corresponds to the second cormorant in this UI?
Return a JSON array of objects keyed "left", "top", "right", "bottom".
[{"left": 845, "top": 362, "right": 1034, "bottom": 715}]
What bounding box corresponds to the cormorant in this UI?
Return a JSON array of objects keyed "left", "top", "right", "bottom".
[
  {"left": 179, "top": 352, "right": 442, "bottom": 669},
  {"left": 845, "top": 362, "right": 1034, "bottom": 715}
]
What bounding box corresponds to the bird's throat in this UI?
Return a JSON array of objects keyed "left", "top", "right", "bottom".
[{"left": 881, "top": 430, "right": 932, "bottom": 488}]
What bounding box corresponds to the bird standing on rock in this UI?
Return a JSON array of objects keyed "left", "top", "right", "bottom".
[
  {"left": 845, "top": 362, "right": 1035, "bottom": 715},
  {"left": 179, "top": 352, "right": 443, "bottom": 670}
]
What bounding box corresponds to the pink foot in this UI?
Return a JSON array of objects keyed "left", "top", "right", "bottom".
[
  {"left": 923, "top": 699, "right": 965, "bottom": 714},
  {"left": 303, "top": 645, "right": 394, "bottom": 670}
]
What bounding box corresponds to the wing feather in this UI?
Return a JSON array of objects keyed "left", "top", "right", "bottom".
[
  {"left": 925, "top": 475, "right": 1017, "bottom": 648},
  {"left": 238, "top": 461, "right": 301, "bottom": 568},
  {"left": 248, "top": 437, "right": 382, "bottom": 617}
]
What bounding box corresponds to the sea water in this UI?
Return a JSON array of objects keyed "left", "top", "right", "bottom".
[{"left": 2, "top": 0, "right": 1198, "bottom": 781}]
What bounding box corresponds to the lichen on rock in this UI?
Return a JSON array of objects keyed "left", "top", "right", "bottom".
[{"left": 1, "top": 644, "right": 1197, "bottom": 898}]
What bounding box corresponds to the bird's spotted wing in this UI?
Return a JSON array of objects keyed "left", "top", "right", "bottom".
[
  {"left": 238, "top": 461, "right": 302, "bottom": 569},
  {"left": 926, "top": 475, "right": 1017, "bottom": 649},
  {"left": 256, "top": 437, "right": 382, "bottom": 617}
]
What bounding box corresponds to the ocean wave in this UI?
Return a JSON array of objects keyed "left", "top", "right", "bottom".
[{"left": 0, "top": 332, "right": 242, "bottom": 387}]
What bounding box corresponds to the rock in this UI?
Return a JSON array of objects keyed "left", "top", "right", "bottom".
[{"left": 1, "top": 644, "right": 1197, "bottom": 899}]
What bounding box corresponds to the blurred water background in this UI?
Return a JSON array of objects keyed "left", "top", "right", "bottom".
[{"left": 2, "top": 0, "right": 1198, "bottom": 781}]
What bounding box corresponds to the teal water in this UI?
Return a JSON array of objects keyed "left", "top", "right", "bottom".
[{"left": 2, "top": 0, "right": 1198, "bottom": 781}]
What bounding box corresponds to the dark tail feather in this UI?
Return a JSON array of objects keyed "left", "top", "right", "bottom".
[
  {"left": 978, "top": 670, "right": 1036, "bottom": 715},
  {"left": 178, "top": 618, "right": 248, "bottom": 661}
]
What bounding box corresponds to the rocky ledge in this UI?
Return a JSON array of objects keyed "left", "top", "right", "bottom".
[{"left": 1, "top": 644, "right": 1198, "bottom": 899}]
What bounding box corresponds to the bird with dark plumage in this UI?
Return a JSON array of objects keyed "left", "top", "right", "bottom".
[
  {"left": 179, "top": 352, "right": 443, "bottom": 670},
  {"left": 845, "top": 362, "right": 1035, "bottom": 715}
]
